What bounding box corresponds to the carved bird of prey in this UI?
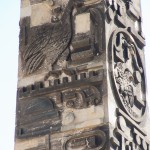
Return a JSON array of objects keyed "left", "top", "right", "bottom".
[{"left": 22, "top": 0, "right": 76, "bottom": 75}]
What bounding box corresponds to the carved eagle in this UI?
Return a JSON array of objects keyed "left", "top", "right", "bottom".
[{"left": 22, "top": 0, "right": 75, "bottom": 75}]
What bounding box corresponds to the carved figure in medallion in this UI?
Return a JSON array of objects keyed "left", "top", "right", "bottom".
[{"left": 109, "top": 29, "right": 146, "bottom": 122}]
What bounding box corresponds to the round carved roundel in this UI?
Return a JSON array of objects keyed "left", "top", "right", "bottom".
[{"left": 109, "top": 29, "right": 146, "bottom": 122}]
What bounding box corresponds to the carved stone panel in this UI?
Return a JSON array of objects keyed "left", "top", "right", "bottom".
[
  {"left": 63, "top": 86, "right": 102, "bottom": 109},
  {"left": 111, "top": 109, "right": 150, "bottom": 150},
  {"left": 16, "top": 69, "right": 104, "bottom": 138},
  {"left": 19, "top": 0, "right": 75, "bottom": 76},
  {"left": 50, "top": 125, "right": 108, "bottom": 150},
  {"left": 16, "top": 97, "right": 61, "bottom": 138},
  {"left": 19, "top": 0, "right": 105, "bottom": 80},
  {"left": 16, "top": 0, "right": 149, "bottom": 149},
  {"left": 71, "top": 4, "right": 105, "bottom": 65},
  {"left": 65, "top": 130, "right": 106, "bottom": 150},
  {"left": 109, "top": 29, "right": 146, "bottom": 122},
  {"left": 105, "top": 0, "right": 145, "bottom": 48}
]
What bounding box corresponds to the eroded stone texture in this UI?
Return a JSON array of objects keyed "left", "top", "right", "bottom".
[{"left": 15, "top": 0, "right": 150, "bottom": 149}]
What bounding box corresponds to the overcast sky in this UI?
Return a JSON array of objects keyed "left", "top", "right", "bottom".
[{"left": 0, "top": 1, "right": 149, "bottom": 150}]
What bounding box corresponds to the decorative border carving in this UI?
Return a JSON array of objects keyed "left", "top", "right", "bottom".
[
  {"left": 105, "top": 0, "right": 145, "bottom": 48},
  {"left": 111, "top": 108, "right": 150, "bottom": 150},
  {"left": 18, "top": 69, "right": 103, "bottom": 98},
  {"left": 16, "top": 69, "right": 103, "bottom": 138}
]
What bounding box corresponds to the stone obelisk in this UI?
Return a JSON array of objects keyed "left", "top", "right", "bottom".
[{"left": 15, "top": 0, "right": 150, "bottom": 149}]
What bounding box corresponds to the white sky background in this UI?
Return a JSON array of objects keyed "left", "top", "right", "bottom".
[{"left": 0, "top": 1, "right": 149, "bottom": 150}]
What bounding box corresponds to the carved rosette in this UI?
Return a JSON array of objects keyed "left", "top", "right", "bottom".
[{"left": 109, "top": 29, "right": 146, "bottom": 122}]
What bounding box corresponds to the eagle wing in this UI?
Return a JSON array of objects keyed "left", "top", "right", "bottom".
[
  {"left": 22, "top": 24, "right": 54, "bottom": 74},
  {"left": 22, "top": 2, "right": 73, "bottom": 74},
  {"left": 45, "top": 21, "right": 72, "bottom": 67}
]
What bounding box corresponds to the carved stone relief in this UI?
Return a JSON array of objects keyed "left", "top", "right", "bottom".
[
  {"left": 16, "top": 0, "right": 149, "bottom": 149},
  {"left": 16, "top": 97, "right": 61, "bottom": 138},
  {"left": 105, "top": 0, "right": 145, "bottom": 48},
  {"left": 18, "top": 69, "right": 103, "bottom": 96},
  {"left": 105, "top": 1, "right": 149, "bottom": 150},
  {"left": 21, "top": 0, "right": 74, "bottom": 75},
  {"left": 109, "top": 29, "right": 146, "bottom": 122},
  {"left": 16, "top": 73, "right": 103, "bottom": 138},
  {"left": 64, "top": 130, "right": 106, "bottom": 150},
  {"left": 19, "top": 0, "right": 105, "bottom": 79},
  {"left": 63, "top": 86, "right": 102, "bottom": 109},
  {"left": 111, "top": 109, "right": 150, "bottom": 150},
  {"left": 50, "top": 126, "right": 108, "bottom": 150},
  {"left": 71, "top": 3, "right": 105, "bottom": 65}
]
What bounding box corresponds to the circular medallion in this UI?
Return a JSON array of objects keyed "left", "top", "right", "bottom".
[{"left": 109, "top": 29, "right": 146, "bottom": 122}]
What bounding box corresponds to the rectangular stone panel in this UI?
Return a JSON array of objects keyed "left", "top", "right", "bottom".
[
  {"left": 16, "top": 69, "right": 104, "bottom": 138},
  {"left": 50, "top": 125, "right": 109, "bottom": 150}
]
